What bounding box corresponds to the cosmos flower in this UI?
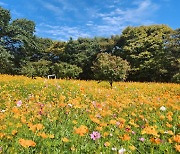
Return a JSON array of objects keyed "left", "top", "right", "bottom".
[
  {"left": 139, "top": 137, "right": 145, "bottom": 142},
  {"left": 160, "top": 106, "right": 166, "bottom": 111},
  {"left": 16, "top": 100, "right": 22, "bottom": 107},
  {"left": 104, "top": 142, "right": 110, "bottom": 147},
  {"left": 118, "top": 147, "right": 126, "bottom": 154},
  {"left": 175, "top": 144, "right": 180, "bottom": 152},
  {"left": 112, "top": 147, "right": 117, "bottom": 151},
  {"left": 90, "top": 131, "right": 101, "bottom": 140},
  {"left": 19, "top": 139, "right": 36, "bottom": 148},
  {"left": 74, "top": 125, "right": 89, "bottom": 136}
]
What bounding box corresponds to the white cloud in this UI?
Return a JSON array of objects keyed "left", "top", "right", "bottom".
[
  {"left": 39, "top": 1, "right": 63, "bottom": 16},
  {"left": 36, "top": 0, "right": 160, "bottom": 40},
  {"left": 0, "top": 2, "right": 7, "bottom": 7},
  {"left": 97, "top": 0, "right": 158, "bottom": 25},
  {"left": 36, "top": 23, "right": 91, "bottom": 41},
  {"left": 87, "top": 0, "right": 158, "bottom": 37},
  {"left": 54, "top": 0, "right": 77, "bottom": 11}
]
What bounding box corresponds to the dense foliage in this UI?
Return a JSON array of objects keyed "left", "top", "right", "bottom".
[
  {"left": 0, "top": 6, "right": 179, "bottom": 83},
  {"left": 92, "top": 53, "right": 130, "bottom": 87},
  {"left": 0, "top": 75, "right": 179, "bottom": 153}
]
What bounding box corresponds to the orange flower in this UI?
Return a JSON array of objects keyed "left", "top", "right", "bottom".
[
  {"left": 118, "top": 118, "right": 126, "bottom": 124},
  {"left": 38, "top": 132, "right": 48, "bottom": 138},
  {"left": 110, "top": 120, "right": 116, "bottom": 125},
  {"left": 129, "top": 145, "right": 136, "bottom": 151},
  {"left": 175, "top": 144, "right": 180, "bottom": 152},
  {"left": 104, "top": 142, "right": 110, "bottom": 147},
  {"left": 19, "top": 139, "right": 36, "bottom": 148},
  {"left": 166, "top": 122, "right": 172, "bottom": 128},
  {"left": 142, "top": 126, "right": 159, "bottom": 137},
  {"left": 96, "top": 126, "right": 103, "bottom": 131},
  {"left": 173, "top": 135, "right": 180, "bottom": 143},
  {"left": 12, "top": 107, "right": 20, "bottom": 114},
  {"left": 167, "top": 115, "right": 172, "bottom": 122},
  {"left": 103, "top": 132, "right": 109, "bottom": 137},
  {"left": 119, "top": 124, "right": 124, "bottom": 129},
  {"left": 0, "top": 133, "right": 5, "bottom": 138},
  {"left": 89, "top": 115, "right": 100, "bottom": 124},
  {"left": 29, "top": 124, "right": 44, "bottom": 132},
  {"left": 99, "top": 122, "right": 107, "bottom": 127},
  {"left": 150, "top": 137, "right": 161, "bottom": 144},
  {"left": 74, "top": 125, "right": 88, "bottom": 136},
  {"left": 120, "top": 134, "right": 131, "bottom": 141},
  {"left": 36, "top": 124, "right": 44, "bottom": 130},
  {"left": 12, "top": 130, "right": 18, "bottom": 136},
  {"left": 159, "top": 115, "right": 165, "bottom": 120},
  {"left": 48, "top": 134, "right": 54, "bottom": 138}
]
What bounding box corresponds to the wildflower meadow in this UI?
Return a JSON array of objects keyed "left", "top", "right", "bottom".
[{"left": 0, "top": 75, "right": 179, "bottom": 153}]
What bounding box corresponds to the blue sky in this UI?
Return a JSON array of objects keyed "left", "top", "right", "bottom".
[{"left": 0, "top": 0, "right": 179, "bottom": 40}]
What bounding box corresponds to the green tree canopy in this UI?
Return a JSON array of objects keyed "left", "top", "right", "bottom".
[
  {"left": 0, "top": 45, "right": 14, "bottom": 74},
  {"left": 115, "top": 25, "right": 174, "bottom": 82},
  {"left": 92, "top": 53, "right": 130, "bottom": 87},
  {"left": 0, "top": 7, "right": 11, "bottom": 37},
  {"left": 51, "top": 62, "right": 82, "bottom": 79}
]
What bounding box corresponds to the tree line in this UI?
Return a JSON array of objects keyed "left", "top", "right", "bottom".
[{"left": 0, "top": 6, "right": 179, "bottom": 84}]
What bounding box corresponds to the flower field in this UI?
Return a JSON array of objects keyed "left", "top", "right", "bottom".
[{"left": 0, "top": 75, "right": 179, "bottom": 153}]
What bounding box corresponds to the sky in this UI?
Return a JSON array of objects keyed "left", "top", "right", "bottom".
[{"left": 0, "top": 0, "right": 179, "bottom": 41}]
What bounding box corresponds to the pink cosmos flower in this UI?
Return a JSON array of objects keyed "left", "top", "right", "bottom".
[
  {"left": 139, "top": 137, "right": 145, "bottom": 142},
  {"left": 132, "top": 131, "right": 136, "bottom": 134},
  {"left": 90, "top": 131, "right": 101, "bottom": 140},
  {"left": 16, "top": 100, "right": 22, "bottom": 107}
]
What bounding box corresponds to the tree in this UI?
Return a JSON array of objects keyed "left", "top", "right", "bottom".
[
  {"left": 114, "top": 25, "right": 173, "bottom": 82},
  {"left": 0, "top": 45, "right": 14, "bottom": 74},
  {"left": 57, "top": 37, "right": 101, "bottom": 79},
  {"left": 51, "top": 62, "right": 82, "bottom": 79},
  {"left": 0, "top": 7, "right": 11, "bottom": 38},
  {"left": 21, "top": 60, "right": 51, "bottom": 77},
  {"left": 165, "top": 28, "right": 180, "bottom": 83},
  {"left": 91, "top": 53, "right": 130, "bottom": 87}
]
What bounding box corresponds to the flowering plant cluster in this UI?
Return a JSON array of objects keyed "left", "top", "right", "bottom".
[{"left": 0, "top": 75, "right": 179, "bottom": 153}]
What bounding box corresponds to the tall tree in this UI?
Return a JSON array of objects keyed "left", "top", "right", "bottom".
[
  {"left": 0, "top": 7, "right": 11, "bottom": 38},
  {"left": 0, "top": 45, "right": 14, "bottom": 74},
  {"left": 115, "top": 25, "right": 173, "bottom": 82},
  {"left": 92, "top": 53, "right": 130, "bottom": 87}
]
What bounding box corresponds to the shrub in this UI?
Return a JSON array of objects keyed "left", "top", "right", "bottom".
[
  {"left": 21, "top": 59, "right": 51, "bottom": 77},
  {"left": 52, "top": 62, "right": 82, "bottom": 79}
]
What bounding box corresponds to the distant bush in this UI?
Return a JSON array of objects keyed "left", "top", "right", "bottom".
[
  {"left": 21, "top": 60, "right": 51, "bottom": 77},
  {"left": 171, "top": 73, "right": 180, "bottom": 83},
  {"left": 52, "top": 62, "right": 82, "bottom": 79}
]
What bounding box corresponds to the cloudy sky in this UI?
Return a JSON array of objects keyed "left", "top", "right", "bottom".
[{"left": 0, "top": 0, "right": 179, "bottom": 40}]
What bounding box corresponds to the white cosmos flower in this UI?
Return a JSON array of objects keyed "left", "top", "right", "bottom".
[
  {"left": 112, "top": 147, "right": 117, "bottom": 151},
  {"left": 68, "top": 104, "right": 73, "bottom": 107},
  {"left": 160, "top": 106, "right": 166, "bottom": 111},
  {"left": 119, "top": 147, "right": 126, "bottom": 154}
]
